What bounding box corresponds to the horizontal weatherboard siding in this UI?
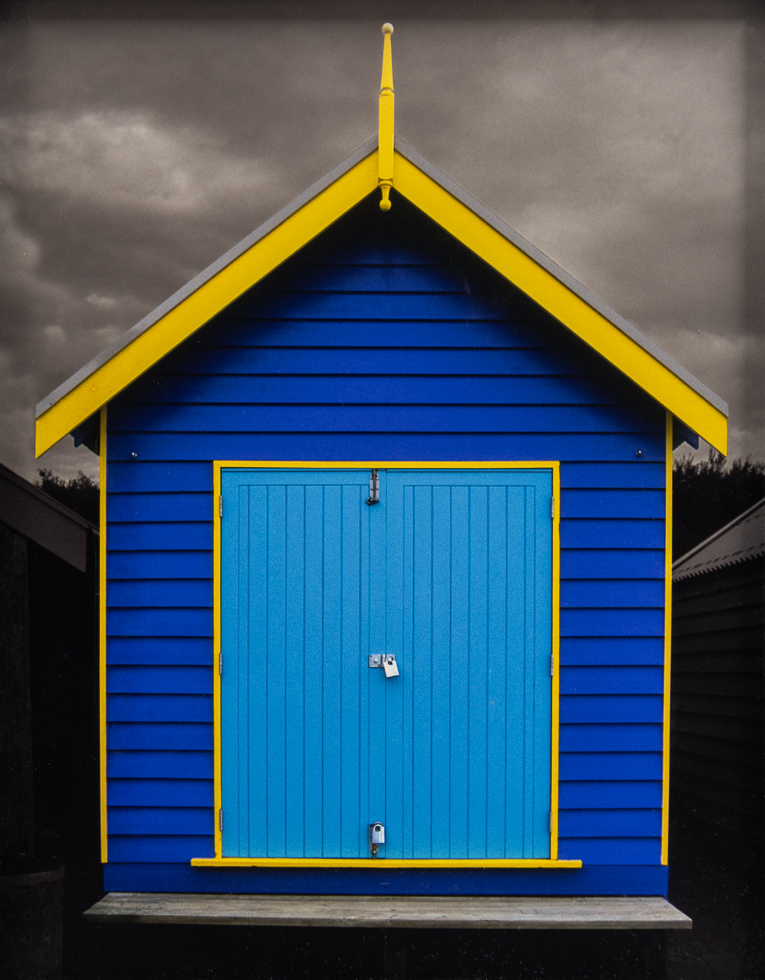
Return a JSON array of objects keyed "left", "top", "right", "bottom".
[
  {"left": 108, "top": 836, "right": 213, "bottom": 863},
  {"left": 559, "top": 667, "right": 664, "bottom": 695},
  {"left": 562, "top": 551, "right": 664, "bottom": 578},
  {"left": 108, "top": 779, "right": 213, "bottom": 807},
  {"left": 106, "top": 666, "right": 212, "bottom": 694},
  {"left": 109, "top": 580, "right": 212, "bottom": 607},
  {"left": 559, "top": 753, "right": 663, "bottom": 781},
  {"left": 111, "top": 404, "right": 656, "bottom": 434},
  {"left": 108, "top": 433, "right": 665, "bottom": 462},
  {"left": 560, "top": 696, "right": 663, "bottom": 724},
  {"left": 104, "top": 194, "right": 667, "bottom": 892},
  {"left": 108, "top": 552, "right": 211, "bottom": 579},
  {"left": 558, "top": 839, "right": 660, "bottom": 865},
  {"left": 559, "top": 782, "right": 663, "bottom": 808},
  {"left": 108, "top": 723, "right": 213, "bottom": 750},
  {"left": 107, "top": 637, "right": 212, "bottom": 665},
  {"left": 108, "top": 806, "right": 213, "bottom": 835},
  {"left": 123, "top": 374, "right": 621, "bottom": 406},
  {"left": 560, "top": 580, "right": 664, "bottom": 607},
  {"left": 107, "top": 751, "right": 213, "bottom": 779},
  {"left": 560, "top": 725, "right": 663, "bottom": 752},
  {"left": 107, "top": 608, "right": 212, "bottom": 637},
  {"left": 560, "top": 638, "right": 665, "bottom": 666},
  {"left": 108, "top": 523, "right": 212, "bottom": 551},
  {"left": 165, "top": 346, "right": 596, "bottom": 376},
  {"left": 107, "top": 694, "right": 212, "bottom": 722},
  {"left": 559, "top": 809, "right": 661, "bottom": 836},
  {"left": 560, "top": 463, "right": 665, "bottom": 489}
]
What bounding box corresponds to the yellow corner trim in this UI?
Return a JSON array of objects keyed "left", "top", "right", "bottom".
[
  {"left": 191, "top": 858, "right": 582, "bottom": 869},
  {"left": 35, "top": 151, "right": 379, "bottom": 457},
  {"left": 99, "top": 407, "right": 108, "bottom": 863},
  {"left": 661, "top": 411, "right": 673, "bottom": 865},
  {"left": 393, "top": 152, "right": 727, "bottom": 454}
]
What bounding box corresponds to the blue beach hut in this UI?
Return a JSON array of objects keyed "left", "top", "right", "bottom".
[{"left": 36, "top": 27, "right": 726, "bottom": 923}]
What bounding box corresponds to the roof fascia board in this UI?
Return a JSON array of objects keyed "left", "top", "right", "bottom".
[
  {"left": 35, "top": 138, "right": 379, "bottom": 457},
  {"left": 395, "top": 138, "right": 728, "bottom": 454}
]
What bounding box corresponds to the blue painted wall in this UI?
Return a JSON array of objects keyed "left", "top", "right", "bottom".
[{"left": 104, "top": 194, "right": 667, "bottom": 895}]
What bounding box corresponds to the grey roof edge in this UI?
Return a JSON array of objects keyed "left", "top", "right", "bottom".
[
  {"left": 35, "top": 136, "right": 380, "bottom": 419},
  {"left": 37, "top": 132, "right": 728, "bottom": 423},
  {"left": 674, "top": 548, "right": 764, "bottom": 582},
  {"left": 395, "top": 137, "right": 728, "bottom": 419},
  {"left": 672, "top": 496, "right": 765, "bottom": 579},
  {"left": 0, "top": 460, "right": 98, "bottom": 534}
]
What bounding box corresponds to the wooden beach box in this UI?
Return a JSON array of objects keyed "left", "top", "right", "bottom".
[{"left": 35, "top": 26, "right": 724, "bottom": 928}]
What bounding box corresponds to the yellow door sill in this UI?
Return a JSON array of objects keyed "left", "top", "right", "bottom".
[{"left": 191, "top": 857, "right": 582, "bottom": 869}]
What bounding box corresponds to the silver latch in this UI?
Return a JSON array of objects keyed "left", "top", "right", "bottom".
[
  {"left": 366, "top": 468, "right": 380, "bottom": 505},
  {"left": 369, "top": 821, "right": 385, "bottom": 858},
  {"left": 369, "top": 653, "right": 399, "bottom": 677}
]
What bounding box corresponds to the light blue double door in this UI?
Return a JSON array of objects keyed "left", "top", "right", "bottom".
[{"left": 220, "top": 467, "right": 552, "bottom": 861}]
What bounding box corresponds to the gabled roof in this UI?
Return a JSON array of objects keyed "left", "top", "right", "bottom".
[
  {"left": 0, "top": 461, "right": 97, "bottom": 571},
  {"left": 673, "top": 497, "right": 765, "bottom": 581},
  {"left": 35, "top": 136, "right": 728, "bottom": 457}
]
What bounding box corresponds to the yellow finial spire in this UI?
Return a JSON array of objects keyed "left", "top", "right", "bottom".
[{"left": 378, "top": 23, "right": 394, "bottom": 211}]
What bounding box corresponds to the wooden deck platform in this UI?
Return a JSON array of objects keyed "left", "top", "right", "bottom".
[{"left": 85, "top": 893, "right": 692, "bottom": 930}]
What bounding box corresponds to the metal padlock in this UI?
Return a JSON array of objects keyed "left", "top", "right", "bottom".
[
  {"left": 382, "top": 654, "right": 399, "bottom": 678},
  {"left": 369, "top": 822, "right": 385, "bottom": 858}
]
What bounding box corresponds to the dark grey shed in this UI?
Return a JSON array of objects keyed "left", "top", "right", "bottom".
[
  {"left": 671, "top": 498, "right": 765, "bottom": 839},
  {"left": 0, "top": 462, "right": 99, "bottom": 980}
]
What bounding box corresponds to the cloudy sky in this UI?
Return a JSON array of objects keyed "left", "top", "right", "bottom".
[{"left": 1, "top": 3, "right": 761, "bottom": 483}]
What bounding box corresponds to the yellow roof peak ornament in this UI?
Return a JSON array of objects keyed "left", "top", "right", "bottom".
[{"left": 378, "top": 23, "right": 395, "bottom": 211}]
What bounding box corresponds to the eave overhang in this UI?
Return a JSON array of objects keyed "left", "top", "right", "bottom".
[{"left": 35, "top": 136, "right": 728, "bottom": 457}]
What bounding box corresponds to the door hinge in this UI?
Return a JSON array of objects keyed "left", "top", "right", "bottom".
[
  {"left": 218, "top": 650, "right": 223, "bottom": 676},
  {"left": 218, "top": 495, "right": 223, "bottom": 518},
  {"left": 550, "top": 654, "right": 555, "bottom": 677},
  {"left": 219, "top": 809, "right": 223, "bottom": 832},
  {"left": 366, "top": 468, "right": 380, "bottom": 505},
  {"left": 550, "top": 495, "right": 555, "bottom": 520}
]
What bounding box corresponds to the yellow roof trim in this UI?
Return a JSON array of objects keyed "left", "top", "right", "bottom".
[
  {"left": 394, "top": 152, "right": 727, "bottom": 454},
  {"left": 35, "top": 150, "right": 379, "bottom": 457},
  {"left": 36, "top": 143, "right": 727, "bottom": 457}
]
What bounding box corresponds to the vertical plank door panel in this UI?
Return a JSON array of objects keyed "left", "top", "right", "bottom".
[
  {"left": 284, "top": 485, "right": 305, "bottom": 857},
  {"left": 386, "top": 470, "right": 553, "bottom": 861},
  {"left": 221, "top": 467, "right": 552, "bottom": 861},
  {"left": 303, "top": 486, "right": 324, "bottom": 857}
]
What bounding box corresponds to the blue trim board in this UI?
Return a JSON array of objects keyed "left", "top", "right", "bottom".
[{"left": 103, "top": 864, "right": 669, "bottom": 896}]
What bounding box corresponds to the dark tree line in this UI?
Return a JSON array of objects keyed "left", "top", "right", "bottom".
[
  {"left": 673, "top": 451, "right": 765, "bottom": 560},
  {"left": 36, "top": 468, "right": 99, "bottom": 526},
  {"left": 35, "top": 453, "right": 764, "bottom": 563}
]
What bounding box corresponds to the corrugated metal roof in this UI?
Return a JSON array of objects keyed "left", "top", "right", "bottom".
[{"left": 673, "top": 497, "right": 765, "bottom": 581}]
